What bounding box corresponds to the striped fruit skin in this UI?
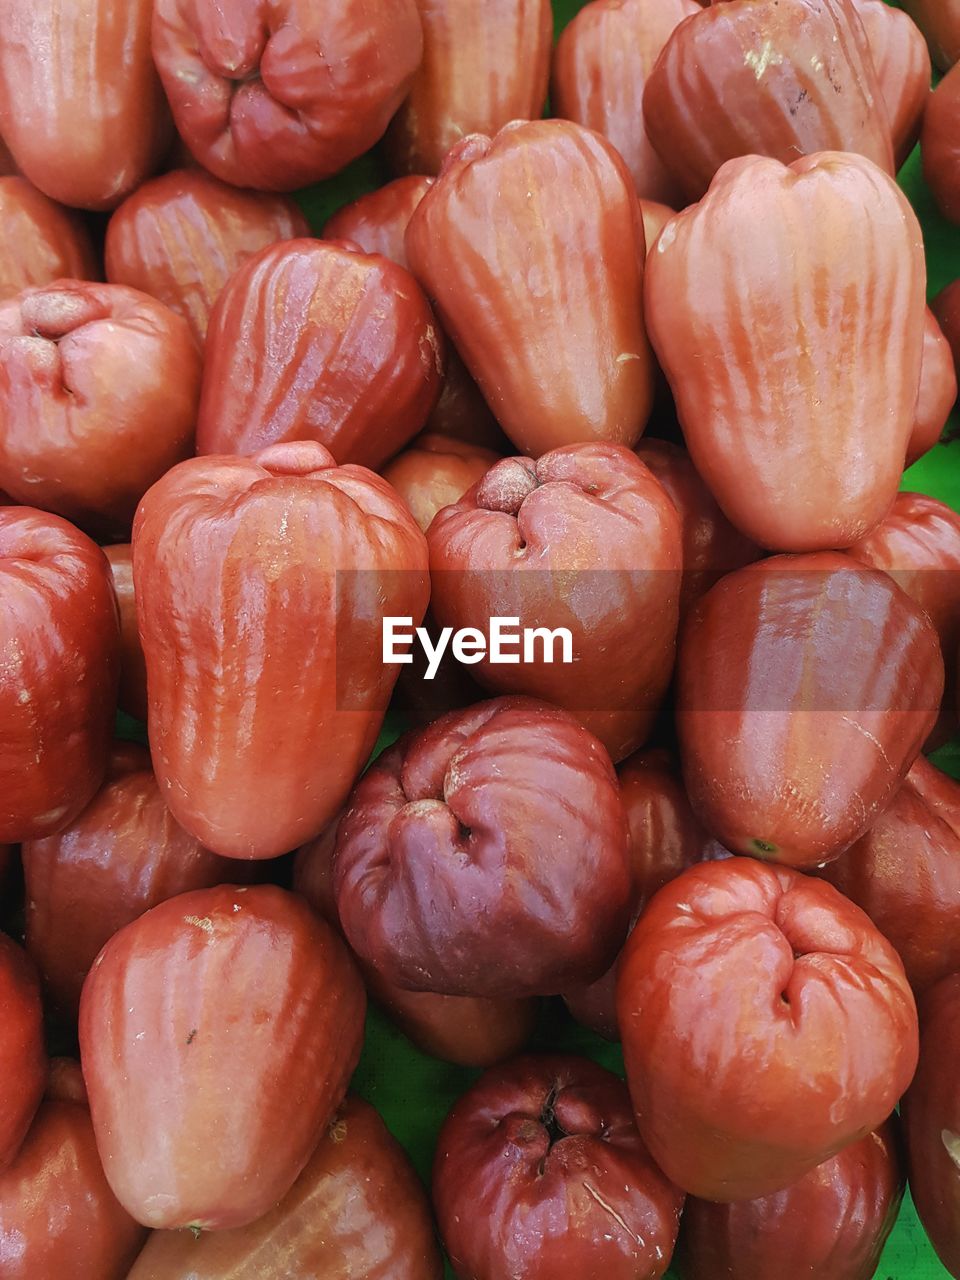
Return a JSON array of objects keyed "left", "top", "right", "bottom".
[
  {"left": 406, "top": 119, "right": 655, "bottom": 458},
  {"left": 323, "top": 176, "right": 435, "bottom": 271},
  {"left": 551, "top": 0, "right": 700, "bottom": 206},
  {"left": 643, "top": 0, "right": 894, "bottom": 203},
  {"left": 645, "top": 151, "right": 926, "bottom": 551},
  {"left": 900, "top": 0, "right": 960, "bottom": 72},
  {"left": 385, "top": 0, "right": 552, "bottom": 177},
  {"left": 196, "top": 239, "right": 444, "bottom": 471},
  {"left": 922, "top": 61, "right": 960, "bottom": 227},
  {"left": 849, "top": 0, "right": 931, "bottom": 168},
  {"left": 0, "top": 178, "right": 98, "bottom": 304},
  {"left": 104, "top": 171, "right": 308, "bottom": 345},
  {"left": 78, "top": 884, "right": 366, "bottom": 1231}
]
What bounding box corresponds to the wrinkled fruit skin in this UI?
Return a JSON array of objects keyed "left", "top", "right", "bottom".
[
  {"left": 323, "top": 176, "right": 434, "bottom": 270},
  {"left": 0, "top": 0, "right": 169, "bottom": 209},
  {"left": 618, "top": 858, "right": 918, "bottom": 1201},
  {"left": 152, "top": 0, "right": 423, "bottom": 190},
  {"left": 933, "top": 280, "right": 960, "bottom": 385},
  {"left": 850, "top": 0, "right": 931, "bottom": 168},
  {"left": 78, "top": 884, "right": 366, "bottom": 1231},
  {"left": 387, "top": 0, "right": 551, "bottom": 176},
  {"left": 133, "top": 441, "right": 429, "bottom": 859},
  {"left": 551, "top": 0, "right": 700, "bottom": 205},
  {"left": 427, "top": 447, "right": 681, "bottom": 761},
  {"left": 0, "top": 508, "right": 119, "bottom": 842},
  {"left": 923, "top": 61, "right": 960, "bottom": 226},
  {"left": 406, "top": 119, "right": 655, "bottom": 457},
  {"left": 127, "top": 1096, "right": 442, "bottom": 1280},
  {"left": 820, "top": 757, "right": 960, "bottom": 995},
  {"left": 901, "top": 0, "right": 960, "bottom": 72},
  {"left": 105, "top": 169, "right": 309, "bottom": 344},
  {"left": 102, "top": 545, "right": 147, "bottom": 723},
  {"left": 679, "top": 1119, "right": 904, "bottom": 1280},
  {"left": 646, "top": 152, "right": 926, "bottom": 551},
  {"left": 677, "top": 552, "right": 943, "bottom": 868},
  {"left": 0, "top": 178, "right": 98, "bottom": 303},
  {"left": 0, "top": 282, "right": 201, "bottom": 538},
  {"left": 434, "top": 1054, "right": 683, "bottom": 1280},
  {"left": 910, "top": 309, "right": 959, "bottom": 466},
  {"left": 334, "top": 697, "right": 632, "bottom": 999},
  {"left": 382, "top": 433, "right": 500, "bottom": 534},
  {"left": 197, "top": 239, "right": 443, "bottom": 470},
  {"left": 643, "top": 0, "right": 894, "bottom": 203},
  {"left": 0, "top": 937, "right": 45, "bottom": 1170}
]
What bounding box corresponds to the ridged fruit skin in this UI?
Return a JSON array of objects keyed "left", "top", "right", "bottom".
[
  {"left": 901, "top": 0, "right": 960, "bottom": 72},
  {"left": 386, "top": 0, "right": 551, "bottom": 176},
  {"left": 196, "top": 239, "right": 443, "bottom": 470},
  {"left": 0, "top": 507, "right": 119, "bottom": 842},
  {"left": 426, "top": 446, "right": 682, "bottom": 761},
  {"left": 102, "top": 545, "right": 147, "bottom": 723},
  {"left": 0, "top": 1096, "right": 147, "bottom": 1280},
  {"left": 903, "top": 975, "right": 960, "bottom": 1278},
  {"left": 433, "top": 1055, "right": 684, "bottom": 1280},
  {"left": 406, "top": 119, "right": 655, "bottom": 458},
  {"left": 152, "top": 0, "right": 423, "bottom": 191},
  {"left": 679, "top": 1120, "right": 904, "bottom": 1280},
  {"left": 933, "top": 280, "right": 960, "bottom": 383},
  {"left": 819, "top": 758, "right": 960, "bottom": 995},
  {"left": 618, "top": 858, "right": 918, "bottom": 1201},
  {"left": 922, "top": 61, "right": 960, "bottom": 225},
  {"left": 78, "top": 884, "right": 366, "bottom": 1231},
  {"left": 563, "top": 750, "right": 724, "bottom": 1040},
  {"left": 910, "top": 309, "right": 958, "bottom": 465},
  {"left": 643, "top": 0, "right": 894, "bottom": 203},
  {"left": 22, "top": 746, "right": 252, "bottom": 1020},
  {"left": 0, "top": 936, "right": 45, "bottom": 1170},
  {"left": 0, "top": 0, "right": 169, "bottom": 210},
  {"left": 0, "top": 178, "right": 98, "bottom": 303},
  {"left": 551, "top": 0, "right": 700, "bottom": 204},
  {"left": 382, "top": 433, "right": 500, "bottom": 533},
  {"left": 677, "top": 552, "right": 943, "bottom": 869},
  {"left": 0, "top": 283, "right": 201, "bottom": 539},
  {"left": 334, "top": 696, "right": 632, "bottom": 1000},
  {"left": 295, "top": 815, "right": 536, "bottom": 1068},
  {"left": 126, "top": 1095, "right": 442, "bottom": 1280},
  {"left": 850, "top": 0, "right": 931, "bottom": 167},
  {"left": 645, "top": 152, "right": 926, "bottom": 551},
  {"left": 132, "top": 441, "right": 429, "bottom": 859},
  {"left": 105, "top": 170, "right": 309, "bottom": 344},
  {"left": 323, "top": 176, "right": 435, "bottom": 269}
]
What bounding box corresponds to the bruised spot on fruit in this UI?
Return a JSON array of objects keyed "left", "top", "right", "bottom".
[
  {"left": 186, "top": 1028, "right": 197, "bottom": 1045},
  {"left": 749, "top": 838, "right": 778, "bottom": 857},
  {"left": 329, "top": 1115, "right": 348, "bottom": 1143},
  {"left": 942, "top": 1129, "right": 960, "bottom": 1170}
]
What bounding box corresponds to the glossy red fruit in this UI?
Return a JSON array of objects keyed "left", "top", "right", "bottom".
[
  {"left": 406, "top": 119, "right": 655, "bottom": 457},
  {"left": 922, "top": 61, "right": 960, "bottom": 225},
  {"left": 0, "top": 178, "right": 98, "bottom": 303},
  {"left": 0, "top": 137, "right": 15, "bottom": 176},
  {"left": 551, "top": 0, "right": 699, "bottom": 204},
  {"left": 334, "top": 697, "right": 632, "bottom": 999},
  {"left": 381, "top": 433, "right": 500, "bottom": 533},
  {"left": 133, "top": 442, "right": 429, "bottom": 859},
  {"left": 618, "top": 858, "right": 918, "bottom": 1201},
  {"left": 427, "top": 446, "right": 682, "bottom": 761},
  {"left": 46, "top": 1058, "right": 87, "bottom": 1105},
  {"left": 646, "top": 152, "right": 926, "bottom": 550},
  {"left": 679, "top": 1120, "right": 904, "bottom": 1280},
  {"left": 901, "top": 0, "right": 960, "bottom": 72},
  {"left": 323, "top": 176, "right": 434, "bottom": 269},
  {"left": 79, "top": 884, "right": 366, "bottom": 1230},
  {"left": 196, "top": 240, "right": 443, "bottom": 470},
  {"left": 0, "top": 0, "right": 169, "bottom": 210},
  {"left": 434, "top": 1055, "right": 683, "bottom": 1280},
  {"left": 933, "top": 280, "right": 960, "bottom": 383},
  {"left": 639, "top": 200, "right": 675, "bottom": 255},
  {"left": 386, "top": 0, "right": 552, "bottom": 175},
  {"left": 0, "top": 937, "right": 45, "bottom": 1170},
  {"left": 0, "top": 508, "right": 119, "bottom": 842},
  {"left": 152, "top": 0, "right": 423, "bottom": 191},
  {"left": 102, "top": 545, "right": 147, "bottom": 722},
  {"left": 910, "top": 309, "right": 958, "bottom": 465},
  {"left": 105, "top": 170, "right": 309, "bottom": 345},
  {"left": 850, "top": 0, "right": 931, "bottom": 168},
  {"left": 677, "top": 553, "right": 943, "bottom": 868},
  {"left": 126, "top": 1096, "right": 442, "bottom": 1279},
  {"left": 0, "top": 283, "right": 201, "bottom": 538}
]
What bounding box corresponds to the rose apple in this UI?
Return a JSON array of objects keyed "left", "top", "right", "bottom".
[
  {"left": 645, "top": 152, "right": 926, "bottom": 550},
  {"left": 0, "top": 178, "right": 98, "bottom": 302},
  {"left": 933, "top": 280, "right": 960, "bottom": 382},
  {"left": 849, "top": 0, "right": 931, "bottom": 167},
  {"left": 0, "top": 282, "right": 201, "bottom": 538},
  {"left": 922, "top": 60, "right": 960, "bottom": 225},
  {"left": 382, "top": 433, "right": 500, "bottom": 533},
  {"left": 551, "top": 0, "right": 699, "bottom": 205},
  {"left": 102, "top": 545, "right": 147, "bottom": 722},
  {"left": 910, "top": 309, "right": 958, "bottom": 465},
  {"left": 677, "top": 552, "right": 943, "bottom": 868},
  {"left": 433, "top": 1055, "right": 683, "bottom": 1280},
  {"left": 679, "top": 1119, "right": 904, "bottom": 1280},
  {"left": 323, "top": 176, "right": 434, "bottom": 270},
  {"left": 105, "top": 170, "right": 309, "bottom": 344},
  {"left": 152, "top": 0, "right": 423, "bottom": 191},
  {"left": 618, "top": 858, "right": 918, "bottom": 1200},
  {"left": 0, "top": 137, "right": 14, "bottom": 176},
  {"left": 0, "top": 0, "right": 169, "bottom": 209},
  {"left": 386, "top": 0, "right": 552, "bottom": 176},
  {"left": 79, "top": 884, "right": 366, "bottom": 1230},
  {"left": 0, "top": 937, "right": 45, "bottom": 1169},
  {"left": 901, "top": 0, "right": 960, "bottom": 71},
  {"left": 46, "top": 1058, "right": 87, "bottom": 1106},
  {"left": 639, "top": 201, "right": 676, "bottom": 255},
  {"left": 405, "top": 119, "right": 655, "bottom": 457},
  {"left": 0, "top": 507, "right": 119, "bottom": 842},
  {"left": 196, "top": 240, "right": 443, "bottom": 470},
  {"left": 333, "top": 697, "right": 632, "bottom": 999},
  {"left": 133, "top": 441, "right": 429, "bottom": 859}
]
